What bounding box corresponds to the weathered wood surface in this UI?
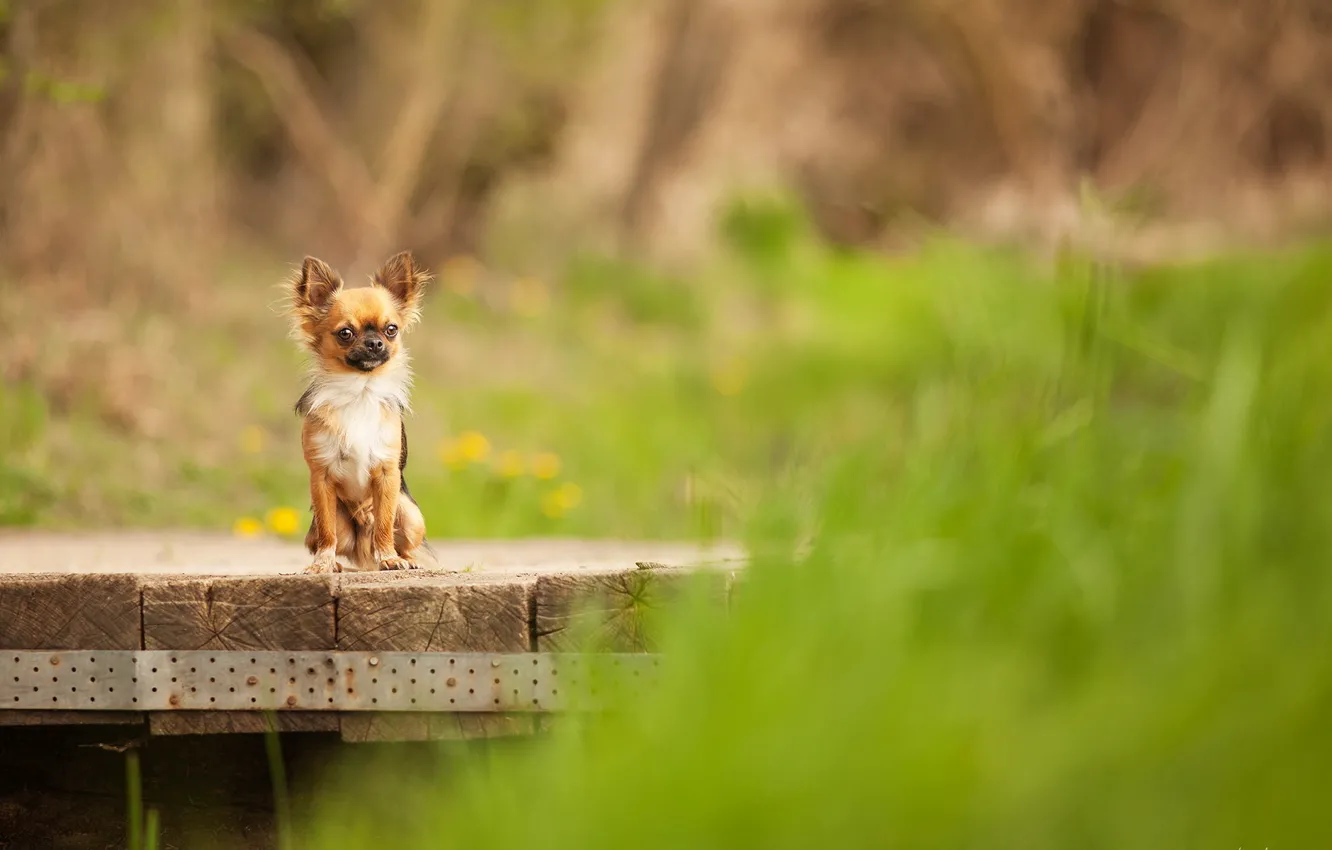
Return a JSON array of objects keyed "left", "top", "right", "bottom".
[
  {"left": 533, "top": 566, "right": 733, "bottom": 652},
  {"left": 337, "top": 574, "right": 536, "bottom": 742},
  {"left": 0, "top": 574, "right": 144, "bottom": 727},
  {"left": 143, "top": 575, "right": 339, "bottom": 735},
  {"left": 336, "top": 574, "right": 532, "bottom": 653},
  {"left": 0, "top": 533, "right": 744, "bottom": 735},
  {"left": 0, "top": 574, "right": 142, "bottom": 649}
]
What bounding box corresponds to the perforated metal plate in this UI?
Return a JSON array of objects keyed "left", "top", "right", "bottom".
[{"left": 0, "top": 651, "right": 660, "bottom": 712}]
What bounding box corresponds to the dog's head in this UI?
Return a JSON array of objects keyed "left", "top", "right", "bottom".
[{"left": 288, "top": 252, "right": 429, "bottom": 374}]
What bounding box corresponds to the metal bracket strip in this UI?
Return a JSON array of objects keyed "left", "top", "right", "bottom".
[{"left": 0, "top": 651, "right": 660, "bottom": 712}]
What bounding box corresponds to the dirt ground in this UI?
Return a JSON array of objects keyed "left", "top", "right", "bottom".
[{"left": 0, "top": 531, "right": 744, "bottom": 576}]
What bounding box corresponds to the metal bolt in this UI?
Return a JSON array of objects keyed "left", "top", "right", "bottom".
[
  {"left": 246, "top": 676, "right": 259, "bottom": 686},
  {"left": 491, "top": 659, "right": 501, "bottom": 668},
  {"left": 368, "top": 657, "right": 379, "bottom": 667},
  {"left": 446, "top": 677, "right": 457, "bottom": 687},
  {"left": 287, "top": 695, "right": 298, "bottom": 707}
]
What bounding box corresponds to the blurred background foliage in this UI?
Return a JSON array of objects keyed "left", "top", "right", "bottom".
[{"left": 6, "top": 0, "right": 1332, "bottom": 538}]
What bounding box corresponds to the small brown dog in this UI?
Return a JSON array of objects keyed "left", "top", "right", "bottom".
[{"left": 286, "top": 251, "right": 432, "bottom": 573}]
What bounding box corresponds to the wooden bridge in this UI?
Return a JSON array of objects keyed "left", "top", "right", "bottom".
[{"left": 0, "top": 532, "right": 743, "bottom": 742}]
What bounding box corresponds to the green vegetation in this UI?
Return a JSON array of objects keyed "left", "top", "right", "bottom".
[
  {"left": 298, "top": 209, "right": 1332, "bottom": 845},
  {"left": 125, "top": 752, "right": 160, "bottom": 850},
  {"left": 0, "top": 201, "right": 1036, "bottom": 542}
]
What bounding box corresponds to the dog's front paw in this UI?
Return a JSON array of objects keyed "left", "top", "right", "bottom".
[
  {"left": 377, "top": 555, "right": 417, "bottom": 571},
  {"left": 304, "top": 551, "right": 340, "bottom": 574}
]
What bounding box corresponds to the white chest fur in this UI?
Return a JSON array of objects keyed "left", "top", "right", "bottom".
[{"left": 304, "top": 367, "right": 410, "bottom": 500}]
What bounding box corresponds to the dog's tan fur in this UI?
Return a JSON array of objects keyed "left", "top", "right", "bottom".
[{"left": 286, "top": 251, "right": 432, "bottom": 573}]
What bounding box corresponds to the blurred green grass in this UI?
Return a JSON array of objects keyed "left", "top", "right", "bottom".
[{"left": 276, "top": 206, "right": 1332, "bottom": 847}]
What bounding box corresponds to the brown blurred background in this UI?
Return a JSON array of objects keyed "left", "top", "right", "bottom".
[{"left": 4, "top": 0, "right": 1332, "bottom": 300}]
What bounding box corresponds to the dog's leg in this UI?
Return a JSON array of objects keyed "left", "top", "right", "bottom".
[
  {"left": 370, "top": 462, "right": 414, "bottom": 570},
  {"left": 333, "top": 501, "right": 358, "bottom": 569},
  {"left": 393, "top": 493, "right": 427, "bottom": 565},
  {"left": 303, "top": 469, "right": 340, "bottom": 574}
]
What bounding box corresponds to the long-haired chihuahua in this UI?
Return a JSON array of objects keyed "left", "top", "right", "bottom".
[{"left": 286, "top": 251, "right": 433, "bottom": 573}]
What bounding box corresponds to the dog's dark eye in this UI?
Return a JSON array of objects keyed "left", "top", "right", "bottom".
[
  {"left": 336, "top": 328, "right": 354, "bottom": 342},
  {"left": 384, "top": 324, "right": 398, "bottom": 338}
]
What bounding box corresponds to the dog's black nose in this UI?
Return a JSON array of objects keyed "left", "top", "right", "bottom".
[{"left": 365, "top": 337, "right": 385, "bottom": 353}]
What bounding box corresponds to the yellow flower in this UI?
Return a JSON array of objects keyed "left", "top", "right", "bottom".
[
  {"left": 509, "top": 276, "right": 549, "bottom": 317},
  {"left": 493, "top": 449, "right": 525, "bottom": 478},
  {"left": 529, "top": 451, "right": 561, "bottom": 480},
  {"left": 540, "top": 482, "right": 583, "bottom": 518},
  {"left": 456, "top": 430, "right": 491, "bottom": 463},
  {"left": 233, "top": 517, "right": 263, "bottom": 539},
  {"left": 239, "top": 425, "right": 267, "bottom": 454},
  {"left": 265, "top": 506, "right": 302, "bottom": 536},
  {"left": 557, "top": 482, "right": 583, "bottom": 508},
  {"left": 441, "top": 254, "right": 480, "bottom": 297},
  {"left": 440, "top": 431, "right": 492, "bottom": 469},
  {"left": 438, "top": 439, "right": 466, "bottom": 470},
  {"left": 539, "top": 491, "right": 565, "bottom": 519},
  {"left": 710, "top": 358, "right": 748, "bottom": 397}
]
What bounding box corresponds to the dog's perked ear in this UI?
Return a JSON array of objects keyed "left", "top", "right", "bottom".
[
  {"left": 371, "top": 251, "right": 429, "bottom": 328},
  {"left": 287, "top": 255, "right": 345, "bottom": 349},
  {"left": 295, "top": 256, "right": 343, "bottom": 312}
]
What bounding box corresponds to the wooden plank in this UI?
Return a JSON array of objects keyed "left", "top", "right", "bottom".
[
  {"left": 142, "top": 575, "right": 334, "bottom": 651},
  {"left": 0, "top": 551, "right": 739, "bottom": 733},
  {"left": 533, "top": 566, "right": 729, "bottom": 652},
  {"left": 142, "top": 575, "right": 337, "bottom": 735},
  {"left": 0, "top": 574, "right": 141, "bottom": 649},
  {"left": 335, "top": 575, "right": 532, "bottom": 653},
  {"left": 0, "top": 573, "right": 144, "bottom": 727},
  {"left": 147, "top": 711, "right": 338, "bottom": 736},
  {"left": 336, "top": 575, "right": 535, "bottom": 742},
  {"left": 0, "top": 711, "right": 144, "bottom": 727},
  {"left": 338, "top": 712, "right": 534, "bottom": 742}
]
